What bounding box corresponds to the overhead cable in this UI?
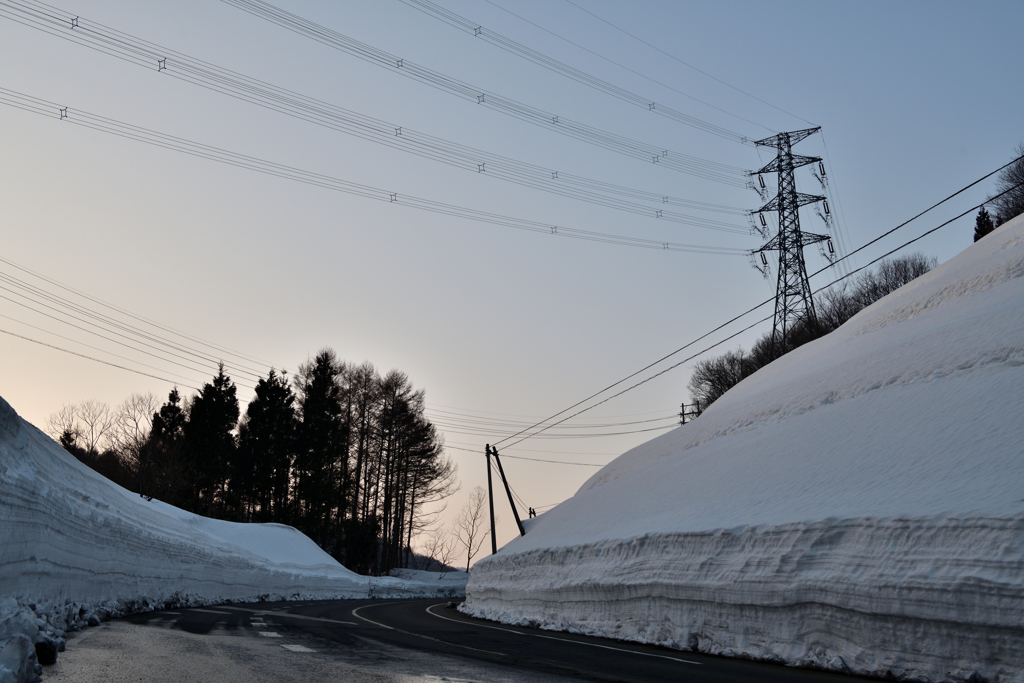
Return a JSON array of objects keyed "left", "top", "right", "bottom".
[
  {"left": 0, "top": 87, "right": 749, "bottom": 255},
  {"left": 399, "top": 0, "right": 757, "bottom": 142},
  {"left": 0, "top": 271, "right": 266, "bottom": 383},
  {"left": 561, "top": 0, "right": 816, "bottom": 127},
  {"left": 475, "top": 0, "right": 775, "bottom": 135},
  {"left": 492, "top": 161, "right": 1024, "bottom": 450},
  {"left": 215, "top": 0, "right": 753, "bottom": 179},
  {"left": 0, "top": 0, "right": 753, "bottom": 221}
]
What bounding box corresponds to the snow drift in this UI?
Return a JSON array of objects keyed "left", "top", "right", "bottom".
[
  {"left": 463, "top": 216, "right": 1024, "bottom": 683},
  {"left": 0, "top": 393, "right": 462, "bottom": 682}
]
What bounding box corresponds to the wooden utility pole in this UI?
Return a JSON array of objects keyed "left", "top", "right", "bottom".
[
  {"left": 492, "top": 447, "right": 526, "bottom": 537},
  {"left": 485, "top": 444, "right": 497, "bottom": 555}
]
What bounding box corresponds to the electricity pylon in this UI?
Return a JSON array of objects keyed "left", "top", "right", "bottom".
[{"left": 750, "top": 127, "right": 832, "bottom": 357}]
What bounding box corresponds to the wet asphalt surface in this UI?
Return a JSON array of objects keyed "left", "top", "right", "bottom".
[{"left": 47, "top": 599, "right": 880, "bottom": 682}]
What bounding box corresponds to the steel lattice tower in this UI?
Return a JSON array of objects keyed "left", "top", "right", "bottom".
[{"left": 751, "top": 127, "right": 831, "bottom": 356}]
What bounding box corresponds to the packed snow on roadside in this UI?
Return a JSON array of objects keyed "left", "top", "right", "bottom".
[
  {"left": 0, "top": 395, "right": 463, "bottom": 683},
  {"left": 464, "top": 215, "right": 1024, "bottom": 683}
]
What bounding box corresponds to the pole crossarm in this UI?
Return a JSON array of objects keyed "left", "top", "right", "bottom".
[
  {"left": 752, "top": 230, "right": 830, "bottom": 254},
  {"left": 753, "top": 126, "right": 821, "bottom": 148},
  {"left": 753, "top": 192, "right": 826, "bottom": 214},
  {"left": 752, "top": 153, "right": 822, "bottom": 176}
]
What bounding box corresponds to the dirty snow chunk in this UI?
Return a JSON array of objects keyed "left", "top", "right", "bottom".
[
  {"left": 0, "top": 635, "right": 39, "bottom": 683},
  {"left": 464, "top": 215, "right": 1024, "bottom": 683}
]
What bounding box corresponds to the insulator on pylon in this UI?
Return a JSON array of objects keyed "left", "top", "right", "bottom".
[
  {"left": 760, "top": 251, "right": 768, "bottom": 265},
  {"left": 823, "top": 200, "right": 831, "bottom": 215},
  {"left": 758, "top": 174, "right": 766, "bottom": 189},
  {"left": 818, "top": 161, "right": 825, "bottom": 176},
  {"left": 759, "top": 213, "right": 767, "bottom": 227},
  {"left": 828, "top": 240, "right": 835, "bottom": 254}
]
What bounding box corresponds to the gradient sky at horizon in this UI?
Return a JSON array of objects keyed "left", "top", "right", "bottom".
[{"left": 2, "top": 0, "right": 1022, "bottom": 550}]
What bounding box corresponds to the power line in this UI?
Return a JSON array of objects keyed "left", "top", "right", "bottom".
[
  {"left": 0, "top": 270, "right": 267, "bottom": 383},
  {"left": 0, "top": 0, "right": 754, "bottom": 226},
  {"left": 0, "top": 87, "right": 749, "bottom": 256},
  {"left": 444, "top": 439, "right": 620, "bottom": 456},
  {"left": 216, "top": 0, "right": 755, "bottom": 178},
  {"left": 0, "top": 256, "right": 278, "bottom": 372},
  {"left": 0, "top": 312, "right": 208, "bottom": 388},
  {"left": 434, "top": 422, "right": 677, "bottom": 439},
  {"left": 399, "top": 0, "right": 760, "bottom": 142},
  {"left": 0, "top": 327, "right": 201, "bottom": 390},
  {"left": 492, "top": 160, "right": 1024, "bottom": 450},
  {"left": 0, "top": 285, "right": 257, "bottom": 389},
  {"left": 561, "top": 0, "right": 816, "bottom": 127},
  {"left": 426, "top": 407, "right": 677, "bottom": 429},
  {"left": 475, "top": 0, "right": 774, "bottom": 136},
  {"left": 427, "top": 402, "right": 674, "bottom": 420}
]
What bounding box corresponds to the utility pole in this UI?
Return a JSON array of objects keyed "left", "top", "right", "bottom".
[
  {"left": 750, "top": 127, "right": 833, "bottom": 357},
  {"left": 491, "top": 447, "right": 526, "bottom": 537},
  {"left": 485, "top": 444, "right": 497, "bottom": 555},
  {"left": 679, "top": 401, "right": 702, "bottom": 425}
]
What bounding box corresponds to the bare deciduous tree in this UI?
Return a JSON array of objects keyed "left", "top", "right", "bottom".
[
  {"left": 110, "top": 392, "right": 158, "bottom": 463},
  {"left": 454, "top": 486, "right": 491, "bottom": 572},
  {"left": 111, "top": 392, "right": 159, "bottom": 494},
  {"left": 688, "top": 253, "right": 937, "bottom": 411},
  {"left": 77, "top": 399, "right": 115, "bottom": 454},
  {"left": 46, "top": 404, "right": 79, "bottom": 447},
  {"left": 419, "top": 526, "right": 459, "bottom": 577},
  {"left": 989, "top": 142, "right": 1024, "bottom": 227}
]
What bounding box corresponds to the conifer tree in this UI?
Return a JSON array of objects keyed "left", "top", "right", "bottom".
[
  {"left": 294, "top": 350, "right": 349, "bottom": 551},
  {"left": 148, "top": 388, "right": 188, "bottom": 506},
  {"left": 184, "top": 364, "right": 239, "bottom": 515},
  {"left": 236, "top": 369, "right": 297, "bottom": 522},
  {"left": 974, "top": 207, "right": 995, "bottom": 242}
]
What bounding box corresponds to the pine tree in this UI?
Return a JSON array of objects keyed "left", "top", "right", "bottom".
[
  {"left": 294, "top": 350, "right": 349, "bottom": 552},
  {"left": 148, "top": 388, "right": 188, "bottom": 506},
  {"left": 184, "top": 364, "right": 239, "bottom": 515},
  {"left": 974, "top": 207, "right": 995, "bottom": 242},
  {"left": 236, "top": 369, "right": 297, "bottom": 522}
]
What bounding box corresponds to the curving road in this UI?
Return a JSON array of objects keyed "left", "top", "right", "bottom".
[
  {"left": 81, "top": 598, "right": 872, "bottom": 683},
  {"left": 49, "top": 598, "right": 877, "bottom": 682}
]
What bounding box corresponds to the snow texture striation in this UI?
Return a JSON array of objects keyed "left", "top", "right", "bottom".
[
  {"left": 463, "top": 216, "right": 1024, "bottom": 683},
  {"left": 0, "top": 393, "right": 462, "bottom": 683}
]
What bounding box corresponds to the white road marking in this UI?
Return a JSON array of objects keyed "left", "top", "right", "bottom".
[
  {"left": 281, "top": 644, "right": 316, "bottom": 653},
  {"left": 425, "top": 604, "right": 701, "bottom": 666},
  {"left": 351, "top": 604, "right": 506, "bottom": 657},
  {"left": 257, "top": 631, "right": 282, "bottom": 638},
  {"left": 251, "top": 623, "right": 267, "bottom": 628}
]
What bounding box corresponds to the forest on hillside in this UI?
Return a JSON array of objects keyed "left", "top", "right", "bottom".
[{"left": 47, "top": 349, "right": 456, "bottom": 576}]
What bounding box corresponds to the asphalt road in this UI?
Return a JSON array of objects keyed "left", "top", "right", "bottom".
[{"left": 65, "top": 598, "right": 878, "bottom": 683}]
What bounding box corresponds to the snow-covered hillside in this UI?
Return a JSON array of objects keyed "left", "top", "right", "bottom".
[
  {"left": 464, "top": 216, "right": 1024, "bottom": 683},
  {"left": 0, "top": 394, "right": 463, "bottom": 682}
]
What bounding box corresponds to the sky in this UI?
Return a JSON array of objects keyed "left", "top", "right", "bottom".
[{"left": 1, "top": 0, "right": 1022, "bottom": 551}]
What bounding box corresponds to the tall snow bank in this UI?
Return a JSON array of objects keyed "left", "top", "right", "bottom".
[
  {"left": 0, "top": 395, "right": 460, "bottom": 681},
  {"left": 464, "top": 216, "right": 1024, "bottom": 683}
]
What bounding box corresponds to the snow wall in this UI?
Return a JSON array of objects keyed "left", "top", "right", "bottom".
[
  {"left": 0, "top": 394, "right": 461, "bottom": 682},
  {"left": 463, "top": 215, "right": 1024, "bottom": 683}
]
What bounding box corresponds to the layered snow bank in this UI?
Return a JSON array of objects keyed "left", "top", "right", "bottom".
[
  {"left": 464, "top": 216, "right": 1024, "bottom": 683},
  {"left": 0, "top": 395, "right": 460, "bottom": 682}
]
